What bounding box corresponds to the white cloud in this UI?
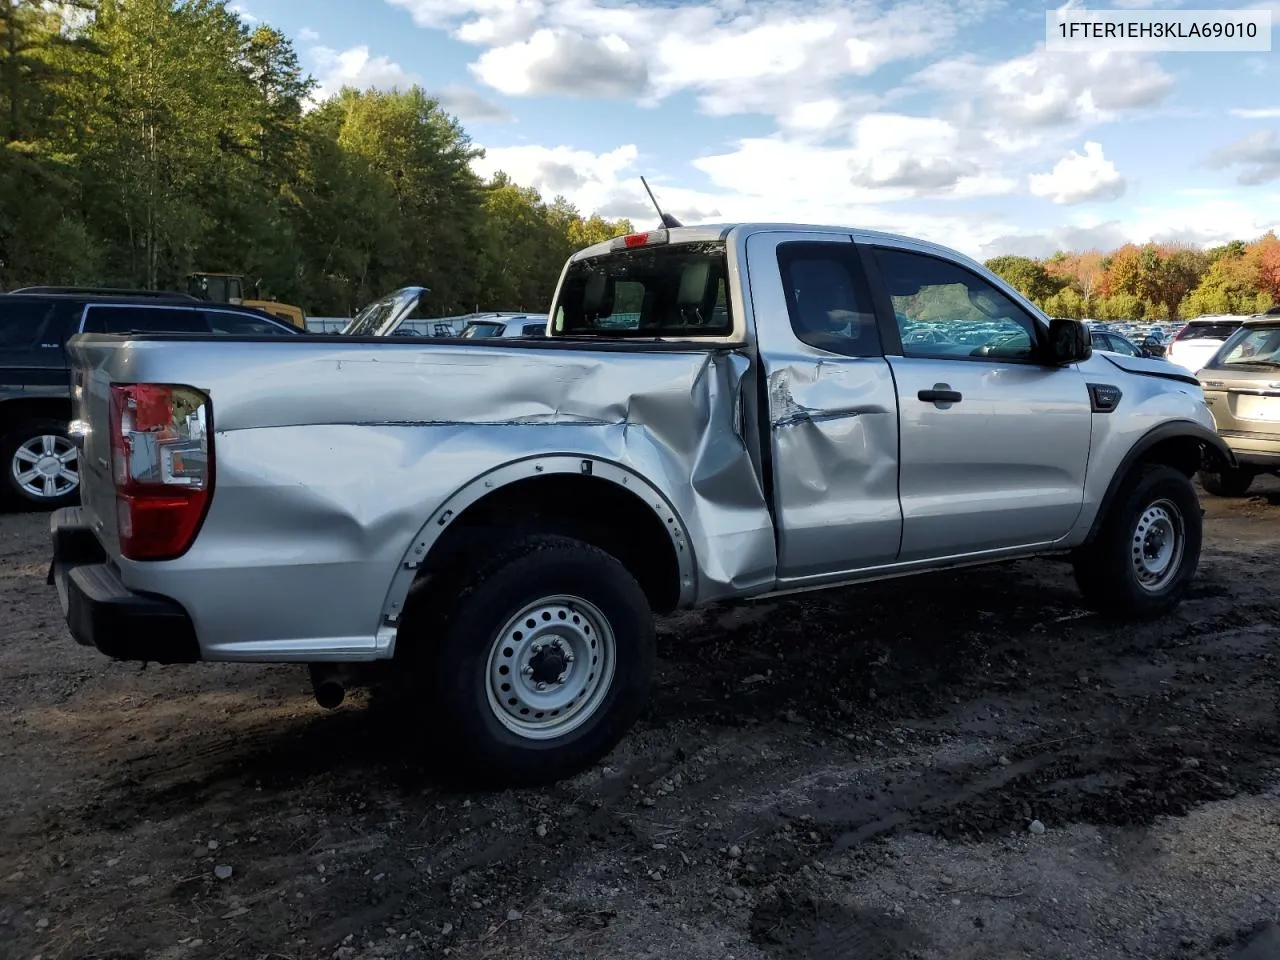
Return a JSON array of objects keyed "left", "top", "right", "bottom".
[
  {"left": 228, "top": 2, "right": 258, "bottom": 23},
  {"left": 437, "top": 85, "right": 512, "bottom": 123},
  {"left": 391, "top": 0, "right": 983, "bottom": 128},
  {"left": 1230, "top": 107, "right": 1280, "bottom": 119},
  {"left": 384, "top": 0, "right": 1275, "bottom": 262},
  {"left": 981, "top": 199, "right": 1280, "bottom": 258},
  {"left": 471, "top": 30, "right": 648, "bottom": 97},
  {"left": 1205, "top": 131, "right": 1280, "bottom": 186},
  {"left": 472, "top": 143, "right": 646, "bottom": 208},
  {"left": 468, "top": 139, "right": 1024, "bottom": 257},
  {"left": 914, "top": 46, "right": 1174, "bottom": 134},
  {"left": 1028, "top": 141, "right": 1126, "bottom": 204},
  {"left": 693, "top": 116, "right": 1018, "bottom": 204},
  {"left": 309, "top": 45, "right": 419, "bottom": 103},
  {"left": 297, "top": 26, "right": 321, "bottom": 42},
  {"left": 304, "top": 42, "right": 508, "bottom": 121},
  {"left": 468, "top": 135, "right": 1280, "bottom": 267}
]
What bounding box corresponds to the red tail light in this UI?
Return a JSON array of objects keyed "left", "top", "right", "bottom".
[{"left": 108, "top": 383, "right": 213, "bottom": 561}]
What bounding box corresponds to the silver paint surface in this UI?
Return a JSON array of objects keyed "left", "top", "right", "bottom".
[
  {"left": 68, "top": 335, "right": 776, "bottom": 661},
  {"left": 66, "top": 222, "right": 1223, "bottom": 662}
]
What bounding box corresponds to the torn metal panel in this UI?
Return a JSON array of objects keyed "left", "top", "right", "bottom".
[{"left": 66, "top": 337, "right": 778, "bottom": 659}]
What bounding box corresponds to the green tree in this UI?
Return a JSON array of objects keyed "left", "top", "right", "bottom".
[{"left": 984, "top": 254, "right": 1065, "bottom": 302}]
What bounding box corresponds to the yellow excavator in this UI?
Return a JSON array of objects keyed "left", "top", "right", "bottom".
[{"left": 185, "top": 272, "right": 307, "bottom": 330}]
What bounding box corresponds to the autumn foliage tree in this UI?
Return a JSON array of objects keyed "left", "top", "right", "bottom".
[{"left": 987, "top": 235, "right": 1275, "bottom": 322}]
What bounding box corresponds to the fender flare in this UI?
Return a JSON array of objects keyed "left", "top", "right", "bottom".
[
  {"left": 375, "top": 454, "right": 699, "bottom": 656},
  {"left": 1083, "top": 420, "right": 1235, "bottom": 545}
]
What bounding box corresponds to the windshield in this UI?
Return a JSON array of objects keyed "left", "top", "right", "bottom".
[
  {"left": 551, "top": 241, "right": 732, "bottom": 337},
  {"left": 1211, "top": 325, "right": 1280, "bottom": 367},
  {"left": 460, "top": 322, "right": 506, "bottom": 338}
]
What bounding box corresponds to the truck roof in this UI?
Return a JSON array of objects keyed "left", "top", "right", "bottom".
[{"left": 568, "top": 222, "right": 989, "bottom": 274}]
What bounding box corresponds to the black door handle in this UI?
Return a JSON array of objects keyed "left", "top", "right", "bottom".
[{"left": 918, "top": 388, "right": 962, "bottom": 403}]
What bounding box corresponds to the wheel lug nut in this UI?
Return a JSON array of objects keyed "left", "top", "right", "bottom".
[{"left": 536, "top": 681, "right": 547, "bottom": 691}]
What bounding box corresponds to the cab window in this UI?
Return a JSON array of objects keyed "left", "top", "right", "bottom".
[
  {"left": 83, "top": 305, "right": 208, "bottom": 334},
  {"left": 776, "top": 241, "right": 881, "bottom": 358},
  {"left": 871, "top": 247, "right": 1041, "bottom": 361},
  {"left": 552, "top": 241, "right": 731, "bottom": 337}
]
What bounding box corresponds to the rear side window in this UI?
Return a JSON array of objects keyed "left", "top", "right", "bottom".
[
  {"left": 83, "top": 305, "right": 209, "bottom": 334},
  {"left": 777, "top": 242, "right": 881, "bottom": 358},
  {"left": 552, "top": 241, "right": 732, "bottom": 337},
  {"left": 0, "top": 299, "right": 57, "bottom": 349},
  {"left": 203, "top": 310, "right": 293, "bottom": 335},
  {"left": 1179, "top": 321, "right": 1240, "bottom": 341},
  {"left": 522, "top": 323, "right": 547, "bottom": 337}
]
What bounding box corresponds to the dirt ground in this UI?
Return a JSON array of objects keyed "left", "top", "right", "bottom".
[{"left": 2, "top": 481, "right": 1279, "bottom": 960}]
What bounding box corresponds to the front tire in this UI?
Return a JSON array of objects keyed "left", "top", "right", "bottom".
[
  {"left": 426, "top": 535, "right": 655, "bottom": 787},
  {"left": 1072, "top": 465, "right": 1202, "bottom": 619},
  {"left": 1, "top": 419, "right": 80, "bottom": 510},
  {"left": 1198, "top": 466, "right": 1254, "bottom": 497}
]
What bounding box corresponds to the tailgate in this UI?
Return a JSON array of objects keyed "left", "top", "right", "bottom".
[{"left": 68, "top": 337, "right": 125, "bottom": 550}]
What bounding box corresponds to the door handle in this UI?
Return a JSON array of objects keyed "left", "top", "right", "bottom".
[{"left": 918, "top": 385, "right": 962, "bottom": 404}]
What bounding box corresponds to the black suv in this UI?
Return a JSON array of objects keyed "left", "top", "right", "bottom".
[{"left": 1, "top": 291, "right": 298, "bottom": 509}]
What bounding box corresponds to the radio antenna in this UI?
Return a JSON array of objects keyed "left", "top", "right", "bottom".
[{"left": 640, "top": 176, "right": 683, "bottom": 229}]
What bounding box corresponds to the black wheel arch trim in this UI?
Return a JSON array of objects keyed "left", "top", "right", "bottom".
[{"left": 1084, "top": 420, "right": 1235, "bottom": 544}]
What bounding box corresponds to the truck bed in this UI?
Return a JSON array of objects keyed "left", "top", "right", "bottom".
[{"left": 65, "top": 332, "right": 777, "bottom": 661}]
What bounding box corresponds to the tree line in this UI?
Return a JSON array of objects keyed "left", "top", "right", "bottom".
[
  {"left": 0, "top": 0, "right": 634, "bottom": 317},
  {"left": 985, "top": 233, "right": 1280, "bottom": 323}
]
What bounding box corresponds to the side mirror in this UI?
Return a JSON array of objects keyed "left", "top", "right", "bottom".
[{"left": 1046, "top": 317, "right": 1092, "bottom": 365}]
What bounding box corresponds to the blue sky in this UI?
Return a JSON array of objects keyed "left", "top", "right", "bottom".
[{"left": 229, "top": 0, "right": 1280, "bottom": 259}]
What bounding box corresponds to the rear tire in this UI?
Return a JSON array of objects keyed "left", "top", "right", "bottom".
[
  {"left": 1198, "top": 467, "right": 1254, "bottom": 497},
  {"left": 1072, "top": 465, "right": 1202, "bottom": 619},
  {"left": 423, "top": 534, "right": 655, "bottom": 787},
  {"left": 1, "top": 419, "right": 80, "bottom": 510}
]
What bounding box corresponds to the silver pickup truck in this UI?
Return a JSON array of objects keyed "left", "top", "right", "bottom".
[{"left": 49, "top": 223, "right": 1235, "bottom": 786}]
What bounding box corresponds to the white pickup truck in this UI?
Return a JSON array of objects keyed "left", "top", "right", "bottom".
[{"left": 49, "top": 222, "right": 1235, "bottom": 786}]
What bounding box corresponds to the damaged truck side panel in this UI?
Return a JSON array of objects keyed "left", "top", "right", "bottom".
[{"left": 67, "top": 339, "right": 777, "bottom": 661}]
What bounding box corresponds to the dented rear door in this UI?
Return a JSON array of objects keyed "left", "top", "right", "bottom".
[{"left": 744, "top": 231, "right": 903, "bottom": 583}]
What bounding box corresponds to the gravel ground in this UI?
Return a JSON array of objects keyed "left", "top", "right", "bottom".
[{"left": 1, "top": 480, "right": 1278, "bottom": 960}]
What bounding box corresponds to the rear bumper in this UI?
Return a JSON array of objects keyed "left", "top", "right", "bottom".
[
  {"left": 1217, "top": 431, "right": 1280, "bottom": 472},
  {"left": 1237, "top": 451, "right": 1280, "bottom": 471},
  {"left": 49, "top": 507, "right": 201, "bottom": 663}
]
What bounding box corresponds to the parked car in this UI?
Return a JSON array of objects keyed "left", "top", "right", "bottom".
[
  {"left": 458, "top": 314, "right": 549, "bottom": 339},
  {"left": 49, "top": 222, "right": 1233, "bottom": 786},
  {"left": 1088, "top": 328, "right": 1166, "bottom": 360},
  {"left": 1, "top": 293, "right": 298, "bottom": 509},
  {"left": 1195, "top": 313, "right": 1280, "bottom": 496},
  {"left": 1167, "top": 316, "right": 1246, "bottom": 373}
]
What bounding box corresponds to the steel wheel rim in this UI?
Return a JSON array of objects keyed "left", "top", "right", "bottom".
[
  {"left": 11, "top": 434, "right": 78, "bottom": 500},
  {"left": 484, "top": 594, "right": 617, "bottom": 741},
  {"left": 1131, "top": 498, "right": 1184, "bottom": 592}
]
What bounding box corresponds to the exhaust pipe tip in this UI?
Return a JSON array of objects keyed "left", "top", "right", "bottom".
[
  {"left": 308, "top": 664, "right": 347, "bottom": 709},
  {"left": 314, "top": 680, "right": 345, "bottom": 709}
]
